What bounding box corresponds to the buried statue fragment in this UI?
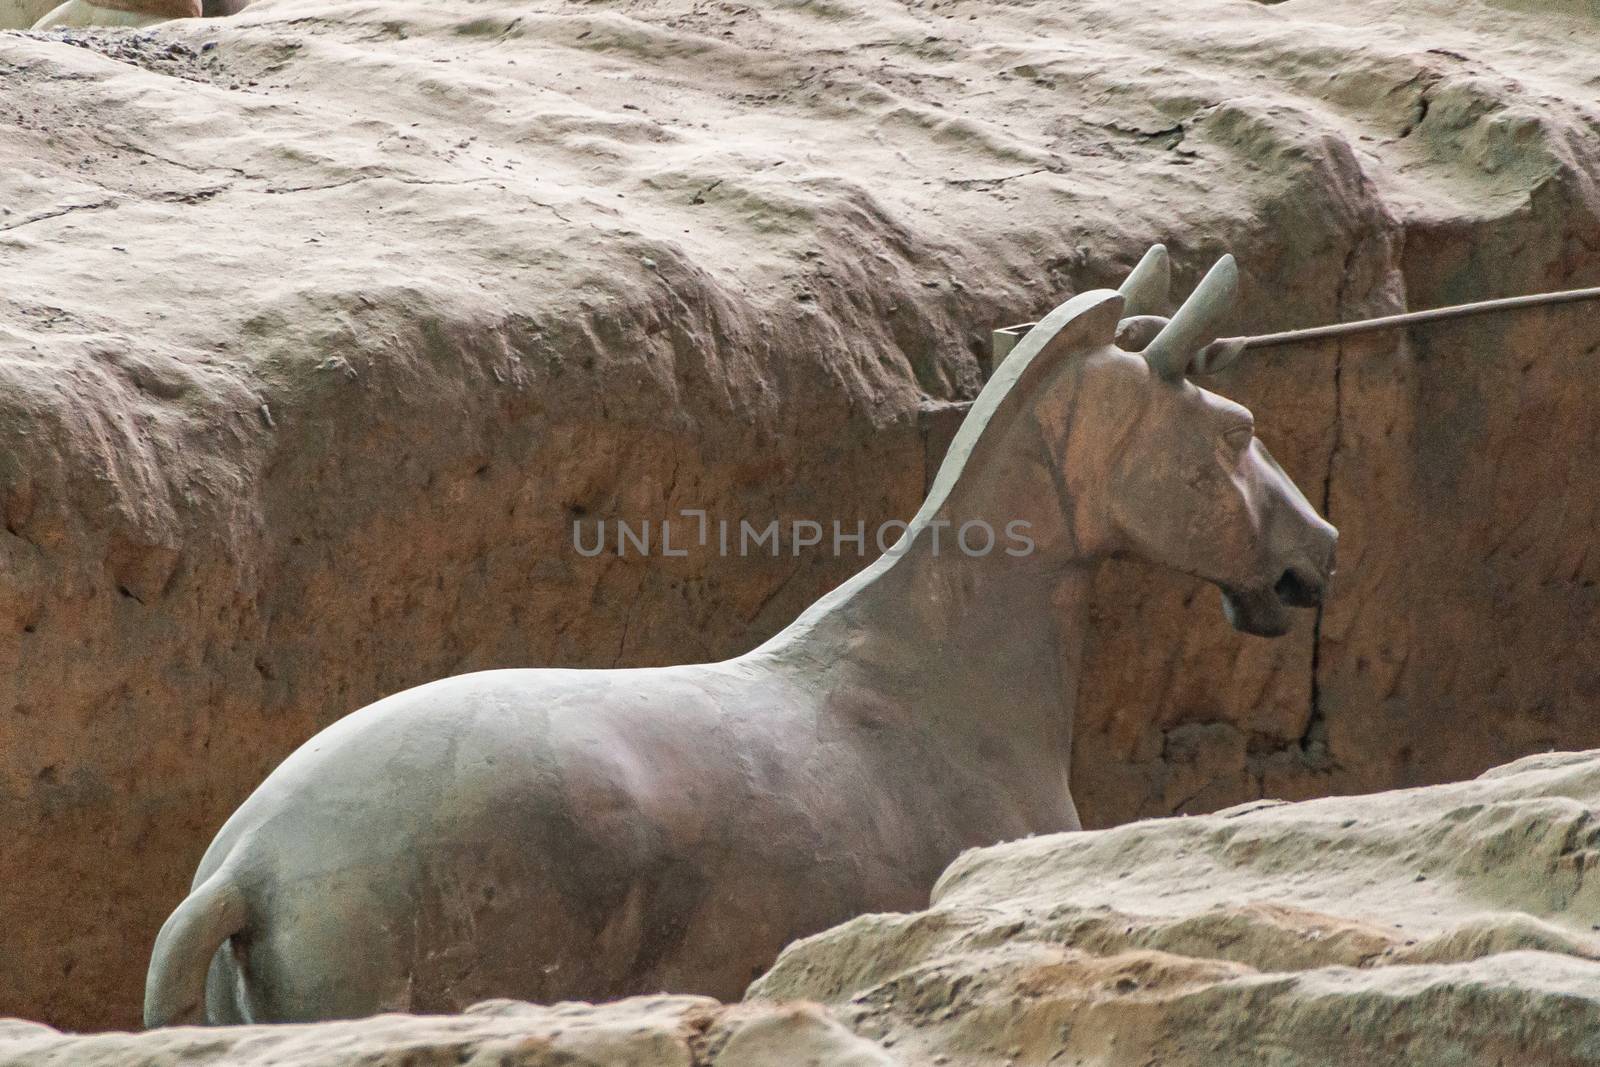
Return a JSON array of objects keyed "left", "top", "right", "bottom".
[
  {"left": 145, "top": 246, "right": 1336, "bottom": 1027},
  {"left": 0, "top": 0, "right": 246, "bottom": 29}
]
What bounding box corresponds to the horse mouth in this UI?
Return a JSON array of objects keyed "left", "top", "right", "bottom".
[
  {"left": 1222, "top": 566, "right": 1326, "bottom": 637},
  {"left": 1274, "top": 567, "right": 1325, "bottom": 608}
]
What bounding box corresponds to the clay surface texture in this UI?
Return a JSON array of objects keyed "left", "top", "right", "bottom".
[{"left": 752, "top": 748, "right": 1600, "bottom": 1067}]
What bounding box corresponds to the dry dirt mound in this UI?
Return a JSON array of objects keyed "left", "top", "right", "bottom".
[
  {"left": 752, "top": 748, "right": 1600, "bottom": 1066},
  {"left": 0, "top": 996, "right": 896, "bottom": 1066},
  {"left": 2, "top": 0, "right": 1599, "bottom": 1031}
]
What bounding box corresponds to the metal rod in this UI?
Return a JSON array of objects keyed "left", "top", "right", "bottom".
[{"left": 1226, "top": 285, "right": 1600, "bottom": 351}]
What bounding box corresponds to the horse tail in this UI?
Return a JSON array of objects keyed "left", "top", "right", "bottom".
[{"left": 143, "top": 867, "right": 249, "bottom": 1028}]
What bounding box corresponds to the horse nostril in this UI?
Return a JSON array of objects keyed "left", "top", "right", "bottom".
[{"left": 1274, "top": 568, "right": 1323, "bottom": 608}]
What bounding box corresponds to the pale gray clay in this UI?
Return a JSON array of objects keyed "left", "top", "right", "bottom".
[
  {"left": 1, "top": 0, "right": 243, "bottom": 29},
  {"left": 7, "top": 0, "right": 197, "bottom": 30},
  {"left": 145, "top": 247, "right": 1336, "bottom": 1026}
]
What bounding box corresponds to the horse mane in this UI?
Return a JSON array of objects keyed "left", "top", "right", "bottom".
[
  {"left": 757, "top": 288, "right": 1124, "bottom": 652},
  {"left": 910, "top": 288, "right": 1124, "bottom": 531}
]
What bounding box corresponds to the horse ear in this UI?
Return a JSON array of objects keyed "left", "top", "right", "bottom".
[
  {"left": 1118, "top": 244, "right": 1171, "bottom": 318},
  {"left": 1142, "top": 255, "right": 1238, "bottom": 379},
  {"left": 1191, "top": 337, "right": 1248, "bottom": 375},
  {"left": 1114, "top": 314, "right": 1168, "bottom": 353}
]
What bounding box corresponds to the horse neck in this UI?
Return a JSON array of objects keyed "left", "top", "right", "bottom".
[
  {"left": 745, "top": 340, "right": 1100, "bottom": 819},
  {"left": 755, "top": 470, "right": 1094, "bottom": 780}
]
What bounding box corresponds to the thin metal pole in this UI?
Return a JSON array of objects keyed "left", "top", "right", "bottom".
[{"left": 1224, "top": 285, "right": 1600, "bottom": 351}]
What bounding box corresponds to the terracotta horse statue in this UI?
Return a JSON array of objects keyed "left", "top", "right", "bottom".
[
  {"left": 3, "top": 0, "right": 242, "bottom": 31},
  {"left": 145, "top": 246, "right": 1337, "bottom": 1026}
]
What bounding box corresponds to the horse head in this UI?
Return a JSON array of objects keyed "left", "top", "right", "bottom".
[{"left": 993, "top": 245, "right": 1337, "bottom": 637}]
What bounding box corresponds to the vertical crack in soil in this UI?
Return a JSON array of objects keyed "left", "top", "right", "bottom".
[{"left": 1301, "top": 237, "right": 1360, "bottom": 769}]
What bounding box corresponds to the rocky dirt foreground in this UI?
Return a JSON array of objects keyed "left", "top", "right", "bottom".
[
  {"left": 3, "top": 0, "right": 1599, "bottom": 1032},
  {"left": 6, "top": 749, "right": 1600, "bottom": 1065},
  {"left": 0, "top": 755, "right": 1593, "bottom": 1062}
]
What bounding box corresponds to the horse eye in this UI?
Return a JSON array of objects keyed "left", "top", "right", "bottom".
[{"left": 1224, "top": 423, "right": 1254, "bottom": 450}]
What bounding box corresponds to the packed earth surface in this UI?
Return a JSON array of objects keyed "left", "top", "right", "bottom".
[
  {"left": 1, "top": 0, "right": 1598, "bottom": 1034},
  {"left": 752, "top": 749, "right": 1600, "bottom": 1067},
  {"left": 7, "top": 749, "right": 1600, "bottom": 1064}
]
